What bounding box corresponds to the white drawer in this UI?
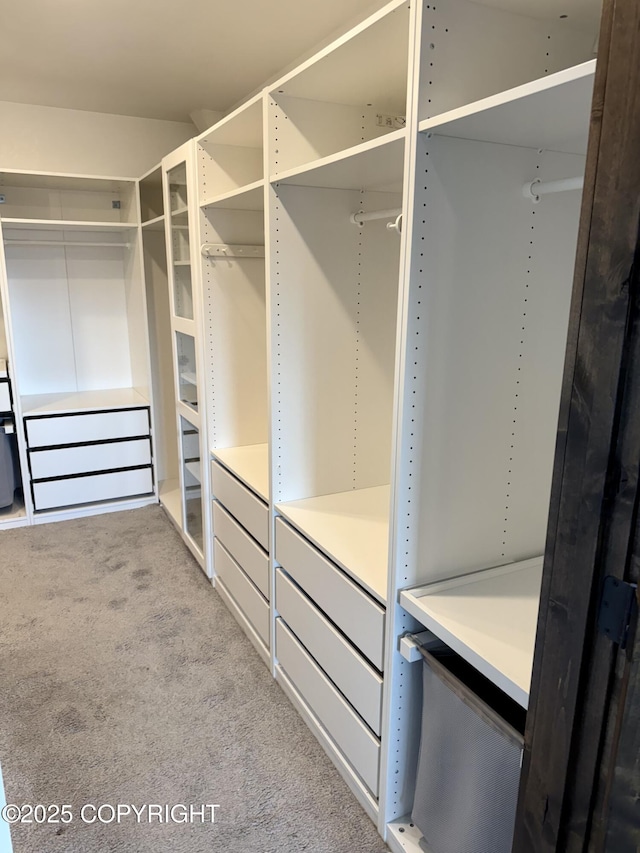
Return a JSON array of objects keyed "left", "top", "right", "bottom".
[
  {"left": 211, "top": 459, "right": 269, "bottom": 550},
  {"left": 0, "top": 383, "right": 10, "bottom": 413},
  {"left": 276, "top": 619, "right": 380, "bottom": 797},
  {"left": 26, "top": 408, "right": 150, "bottom": 448},
  {"left": 214, "top": 539, "right": 269, "bottom": 647},
  {"left": 30, "top": 438, "right": 151, "bottom": 480},
  {"left": 275, "top": 518, "right": 385, "bottom": 670},
  {"left": 32, "top": 467, "right": 153, "bottom": 511},
  {"left": 213, "top": 501, "right": 269, "bottom": 600},
  {"left": 276, "top": 569, "right": 383, "bottom": 735}
]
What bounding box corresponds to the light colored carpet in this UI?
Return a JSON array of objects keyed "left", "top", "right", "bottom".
[{"left": 0, "top": 505, "right": 389, "bottom": 852}]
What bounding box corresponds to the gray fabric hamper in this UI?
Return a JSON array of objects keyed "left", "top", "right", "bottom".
[
  {"left": 0, "top": 429, "right": 16, "bottom": 509},
  {"left": 412, "top": 647, "right": 525, "bottom": 853}
]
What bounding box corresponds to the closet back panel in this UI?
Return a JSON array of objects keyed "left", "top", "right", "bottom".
[
  {"left": 199, "top": 146, "right": 263, "bottom": 197},
  {"left": 201, "top": 208, "right": 267, "bottom": 450},
  {"left": 419, "top": 0, "right": 599, "bottom": 121},
  {"left": 6, "top": 243, "right": 132, "bottom": 395},
  {"left": 0, "top": 186, "right": 135, "bottom": 222},
  {"left": 411, "top": 134, "right": 583, "bottom": 583},
  {"left": 270, "top": 184, "right": 400, "bottom": 502}
]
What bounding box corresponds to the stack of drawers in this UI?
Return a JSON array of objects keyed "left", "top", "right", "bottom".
[
  {"left": 25, "top": 407, "right": 154, "bottom": 511},
  {"left": 274, "top": 517, "right": 385, "bottom": 799},
  {"left": 211, "top": 459, "right": 270, "bottom": 653}
]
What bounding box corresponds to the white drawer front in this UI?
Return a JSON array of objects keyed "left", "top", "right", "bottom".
[
  {"left": 33, "top": 467, "right": 153, "bottom": 511},
  {"left": 214, "top": 539, "right": 269, "bottom": 647},
  {"left": 276, "top": 570, "right": 383, "bottom": 735},
  {"left": 0, "top": 384, "right": 10, "bottom": 412},
  {"left": 30, "top": 438, "right": 151, "bottom": 480},
  {"left": 213, "top": 501, "right": 269, "bottom": 599},
  {"left": 276, "top": 619, "right": 380, "bottom": 797},
  {"left": 211, "top": 460, "right": 268, "bottom": 551},
  {"left": 26, "top": 408, "right": 150, "bottom": 448},
  {"left": 275, "top": 518, "right": 385, "bottom": 670}
]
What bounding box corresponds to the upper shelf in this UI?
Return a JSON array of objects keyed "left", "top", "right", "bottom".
[
  {"left": 198, "top": 95, "right": 263, "bottom": 150},
  {"left": 400, "top": 557, "right": 544, "bottom": 708},
  {"left": 271, "top": 130, "right": 405, "bottom": 192},
  {"left": 419, "top": 61, "right": 596, "bottom": 155},
  {"left": 141, "top": 214, "right": 165, "bottom": 231},
  {"left": 21, "top": 387, "right": 150, "bottom": 416},
  {"left": 212, "top": 443, "right": 269, "bottom": 503},
  {"left": 269, "top": 0, "right": 409, "bottom": 112},
  {"left": 276, "top": 485, "right": 390, "bottom": 604},
  {"left": 200, "top": 180, "right": 264, "bottom": 211}
]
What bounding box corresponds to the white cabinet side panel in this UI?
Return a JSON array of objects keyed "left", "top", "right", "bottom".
[
  {"left": 419, "top": 0, "right": 598, "bottom": 122},
  {"left": 66, "top": 247, "right": 132, "bottom": 391},
  {"left": 270, "top": 185, "right": 400, "bottom": 501},
  {"left": 412, "top": 135, "right": 583, "bottom": 583},
  {"left": 5, "top": 246, "right": 77, "bottom": 394}
]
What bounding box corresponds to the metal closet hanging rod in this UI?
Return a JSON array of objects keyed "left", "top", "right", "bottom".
[
  {"left": 349, "top": 208, "right": 403, "bottom": 233},
  {"left": 523, "top": 176, "right": 584, "bottom": 203}
]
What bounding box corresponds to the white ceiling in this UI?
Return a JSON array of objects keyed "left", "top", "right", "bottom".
[
  {"left": 0, "top": 0, "right": 388, "bottom": 123},
  {"left": 0, "top": 0, "right": 602, "bottom": 125}
]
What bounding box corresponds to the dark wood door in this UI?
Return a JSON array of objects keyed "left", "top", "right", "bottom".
[{"left": 514, "top": 1, "right": 640, "bottom": 850}]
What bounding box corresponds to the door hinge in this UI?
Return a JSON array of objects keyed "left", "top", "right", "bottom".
[{"left": 598, "top": 576, "right": 638, "bottom": 649}]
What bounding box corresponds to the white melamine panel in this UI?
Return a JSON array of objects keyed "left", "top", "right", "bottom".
[
  {"left": 216, "top": 578, "right": 270, "bottom": 667},
  {"left": 199, "top": 145, "right": 263, "bottom": 198},
  {"left": 29, "top": 438, "right": 151, "bottom": 480},
  {"left": 213, "top": 501, "right": 269, "bottom": 598},
  {"left": 409, "top": 136, "right": 583, "bottom": 583},
  {"left": 0, "top": 383, "right": 10, "bottom": 412},
  {"left": 198, "top": 97, "right": 263, "bottom": 150},
  {"left": 277, "top": 485, "right": 390, "bottom": 603},
  {"left": 418, "top": 0, "right": 598, "bottom": 122},
  {"left": 271, "top": 0, "right": 409, "bottom": 111},
  {"left": 420, "top": 60, "right": 595, "bottom": 154},
  {"left": 5, "top": 246, "right": 77, "bottom": 394},
  {"left": 277, "top": 569, "right": 383, "bottom": 734},
  {"left": 32, "top": 466, "right": 153, "bottom": 511},
  {"left": 25, "top": 408, "right": 150, "bottom": 447},
  {"left": 214, "top": 539, "right": 269, "bottom": 647},
  {"left": 270, "top": 185, "right": 400, "bottom": 501},
  {"left": 201, "top": 207, "right": 268, "bottom": 452},
  {"left": 211, "top": 459, "right": 269, "bottom": 550},
  {"left": 400, "top": 557, "right": 543, "bottom": 708},
  {"left": 201, "top": 182, "right": 264, "bottom": 212},
  {"left": 275, "top": 517, "right": 385, "bottom": 670},
  {"left": 21, "top": 388, "right": 149, "bottom": 415},
  {"left": 276, "top": 619, "right": 381, "bottom": 797},
  {"left": 212, "top": 444, "right": 269, "bottom": 502},
  {"left": 66, "top": 246, "right": 132, "bottom": 391}
]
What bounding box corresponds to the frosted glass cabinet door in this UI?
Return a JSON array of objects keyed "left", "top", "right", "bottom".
[
  {"left": 168, "top": 162, "right": 194, "bottom": 320},
  {"left": 180, "top": 417, "right": 203, "bottom": 552},
  {"left": 176, "top": 332, "right": 198, "bottom": 411}
]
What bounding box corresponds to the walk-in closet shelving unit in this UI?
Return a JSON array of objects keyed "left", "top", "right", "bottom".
[
  {"left": 380, "top": 1, "right": 601, "bottom": 850},
  {"left": 139, "top": 165, "right": 182, "bottom": 529},
  {"left": 267, "top": 0, "right": 412, "bottom": 823},
  {"left": 196, "top": 94, "right": 271, "bottom": 663},
  {"left": 161, "top": 142, "right": 212, "bottom": 573},
  {"left": 0, "top": 170, "right": 157, "bottom": 526}
]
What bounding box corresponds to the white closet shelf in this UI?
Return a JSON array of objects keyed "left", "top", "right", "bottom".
[
  {"left": 200, "top": 180, "right": 264, "bottom": 211},
  {"left": 159, "top": 479, "right": 182, "bottom": 526},
  {"left": 0, "top": 218, "right": 137, "bottom": 233},
  {"left": 21, "top": 388, "right": 150, "bottom": 416},
  {"left": 171, "top": 205, "right": 189, "bottom": 216},
  {"left": 173, "top": 260, "right": 191, "bottom": 266},
  {"left": 212, "top": 443, "right": 269, "bottom": 502},
  {"left": 198, "top": 96, "right": 263, "bottom": 149},
  {"left": 141, "top": 214, "right": 165, "bottom": 231},
  {"left": 269, "top": 0, "right": 408, "bottom": 110},
  {"left": 180, "top": 372, "right": 197, "bottom": 385},
  {"left": 400, "top": 557, "right": 544, "bottom": 708},
  {"left": 270, "top": 130, "right": 405, "bottom": 192},
  {"left": 276, "top": 485, "right": 390, "bottom": 603},
  {"left": 185, "top": 461, "right": 201, "bottom": 483},
  {"left": 419, "top": 60, "right": 596, "bottom": 155}
]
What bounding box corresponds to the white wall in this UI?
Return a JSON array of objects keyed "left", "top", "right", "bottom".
[{"left": 0, "top": 101, "right": 194, "bottom": 177}]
